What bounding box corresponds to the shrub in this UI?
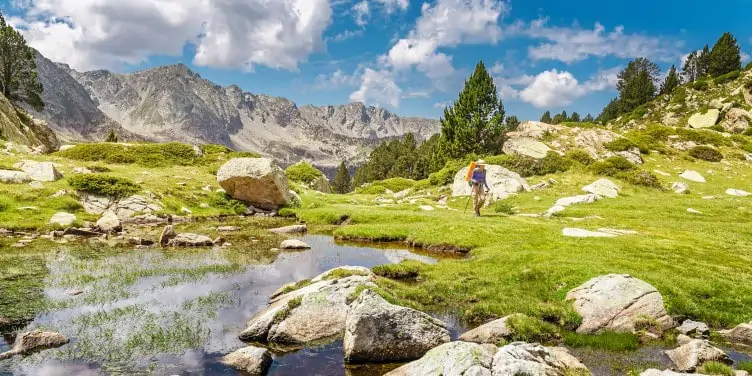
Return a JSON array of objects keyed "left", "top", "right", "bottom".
[
  {"left": 228, "top": 151, "right": 261, "bottom": 159},
  {"left": 378, "top": 178, "right": 417, "bottom": 193},
  {"left": 428, "top": 161, "right": 464, "bottom": 186},
  {"left": 689, "top": 146, "right": 724, "bottom": 162},
  {"left": 494, "top": 152, "right": 573, "bottom": 178},
  {"left": 604, "top": 138, "right": 639, "bottom": 152},
  {"left": 201, "top": 144, "right": 232, "bottom": 155},
  {"left": 68, "top": 174, "right": 141, "bottom": 198},
  {"left": 727, "top": 151, "right": 746, "bottom": 161},
  {"left": 412, "top": 179, "right": 432, "bottom": 191},
  {"left": 355, "top": 184, "right": 388, "bottom": 195},
  {"left": 285, "top": 162, "right": 324, "bottom": 184},
  {"left": 538, "top": 152, "right": 574, "bottom": 175},
  {"left": 623, "top": 170, "right": 664, "bottom": 189},
  {"left": 709, "top": 125, "right": 726, "bottom": 133},
  {"left": 373, "top": 262, "right": 420, "bottom": 280},
  {"left": 744, "top": 128, "right": 752, "bottom": 136},
  {"left": 676, "top": 128, "right": 731, "bottom": 147},
  {"left": 745, "top": 62, "right": 752, "bottom": 71},
  {"left": 712, "top": 70, "right": 741, "bottom": 85},
  {"left": 566, "top": 149, "right": 595, "bottom": 166},
  {"left": 697, "top": 362, "right": 734, "bottom": 376},
  {"left": 86, "top": 165, "right": 111, "bottom": 173},
  {"left": 692, "top": 80, "right": 709, "bottom": 91},
  {"left": 52, "top": 197, "right": 84, "bottom": 212},
  {"left": 670, "top": 87, "right": 688, "bottom": 104},
  {"left": 277, "top": 208, "right": 297, "bottom": 218},
  {"left": 57, "top": 142, "right": 201, "bottom": 167},
  {"left": 589, "top": 157, "right": 636, "bottom": 176},
  {"left": 493, "top": 201, "right": 514, "bottom": 215}
]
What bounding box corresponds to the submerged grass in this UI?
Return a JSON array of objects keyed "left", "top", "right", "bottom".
[{"left": 563, "top": 332, "right": 640, "bottom": 352}]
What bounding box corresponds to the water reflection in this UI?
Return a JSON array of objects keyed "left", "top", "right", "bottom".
[{"left": 0, "top": 235, "right": 437, "bottom": 376}]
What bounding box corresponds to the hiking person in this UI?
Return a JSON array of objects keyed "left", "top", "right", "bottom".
[{"left": 469, "top": 160, "right": 489, "bottom": 216}]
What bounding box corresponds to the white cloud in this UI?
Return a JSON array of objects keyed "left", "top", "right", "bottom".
[
  {"left": 434, "top": 101, "right": 451, "bottom": 109},
  {"left": 742, "top": 52, "right": 751, "bottom": 63},
  {"left": 12, "top": 0, "right": 333, "bottom": 71},
  {"left": 353, "top": 1, "right": 369, "bottom": 26},
  {"left": 330, "top": 29, "right": 364, "bottom": 42},
  {"left": 314, "top": 69, "right": 359, "bottom": 89},
  {"left": 489, "top": 61, "right": 534, "bottom": 100},
  {"left": 519, "top": 68, "right": 619, "bottom": 108},
  {"left": 351, "top": 0, "right": 408, "bottom": 27},
  {"left": 349, "top": 68, "right": 402, "bottom": 107},
  {"left": 521, "top": 18, "right": 683, "bottom": 63}
]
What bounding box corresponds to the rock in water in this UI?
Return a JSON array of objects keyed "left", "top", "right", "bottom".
[
  {"left": 384, "top": 341, "right": 496, "bottom": 376},
  {"left": 582, "top": 178, "right": 620, "bottom": 198},
  {"left": 665, "top": 339, "right": 731, "bottom": 372},
  {"left": 220, "top": 346, "right": 273, "bottom": 376},
  {"left": 0, "top": 170, "right": 31, "bottom": 184},
  {"left": 459, "top": 315, "right": 519, "bottom": 344},
  {"left": 0, "top": 330, "right": 69, "bottom": 360},
  {"left": 280, "top": 239, "right": 311, "bottom": 249},
  {"left": 217, "top": 158, "right": 292, "bottom": 210},
  {"left": 672, "top": 182, "right": 690, "bottom": 194},
  {"left": 678, "top": 320, "right": 710, "bottom": 338},
  {"left": 502, "top": 137, "right": 552, "bottom": 159},
  {"left": 688, "top": 109, "right": 720, "bottom": 129},
  {"left": 566, "top": 274, "right": 673, "bottom": 334},
  {"left": 159, "top": 225, "right": 177, "bottom": 245},
  {"left": 343, "top": 289, "right": 451, "bottom": 363},
  {"left": 14, "top": 161, "right": 62, "bottom": 182},
  {"left": 720, "top": 322, "right": 752, "bottom": 345},
  {"left": 96, "top": 211, "right": 122, "bottom": 233},
  {"left": 50, "top": 212, "right": 76, "bottom": 227},
  {"left": 269, "top": 225, "right": 308, "bottom": 234},
  {"left": 680, "top": 170, "right": 706, "bottom": 183},
  {"left": 640, "top": 370, "right": 698, "bottom": 376},
  {"left": 491, "top": 342, "right": 575, "bottom": 376},
  {"left": 167, "top": 233, "right": 214, "bottom": 247},
  {"left": 451, "top": 165, "right": 529, "bottom": 201}
]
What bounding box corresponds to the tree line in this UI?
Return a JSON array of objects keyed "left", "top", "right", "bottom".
[{"left": 539, "top": 110, "right": 594, "bottom": 124}]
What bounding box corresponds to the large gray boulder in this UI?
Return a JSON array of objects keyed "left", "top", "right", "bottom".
[
  {"left": 217, "top": 158, "right": 292, "bottom": 210},
  {"left": 0, "top": 170, "right": 31, "bottom": 184},
  {"left": 344, "top": 289, "right": 451, "bottom": 363},
  {"left": 566, "top": 274, "right": 673, "bottom": 334},
  {"left": 665, "top": 339, "right": 731, "bottom": 372},
  {"left": 384, "top": 341, "right": 496, "bottom": 376},
  {"left": 508, "top": 121, "right": 563, "bottom": 140},
  {"left": 239, "top": 268, "right": 376, "bottom": 345},
  {"left": 720, "top": 321, "right": 752, "bottom": 345},
  {"left": 14, "top": 160, "right": 62, "bottom": 182},
  {"left": 459, "top": 315, "right": 519, "bottom": 344},
  {"left": 50, "top": 212, "right": 76, "bottom": 227},
  {"left": 688, "top": 110, "right": 720, "bottom": 129},
  {"left": 220, "top": 346, "right": 272, "bottom": 376},
  {"left": 0, "top": 330, "right": 69, "bottom": 360},
  {"left": 491, "top": 342, "right": 579, "bottom": 376},
  {"left": 81, "top": 193, "right": 162, "bottom": 219},
  {"left": 574, "top": 129, "right": 620, "bottom": 158},
  {"left": 451, "top": 165, "right": 529, "bottom": 201},
  {"left": 502, "top": 137, "right": 552, "bottom": 159},
  {"left": 720, "top": 108, "right": 750, "bottom": 133},
  {"left": 678, "top": 320, "right": 710, "bottom": 339},
  {"left": 95, "top": 211, "right": 122, "bottom": 233},
  {"left": 582, "top": 179, "right": 620, "bottom": 198}
]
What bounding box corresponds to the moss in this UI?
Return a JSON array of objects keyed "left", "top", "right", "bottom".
[
  {"left": 56, "top": 142, "right": 201, "bottom": 167},
  {"left": 68, "top": 174, "right": 141, "bottom": 198},
  {"left": 373, "top": 262, "right": 420, "bottom": 280},
  {"left": 273, "top": 296, "right": 303, "bottom": 324},
  {"left": 697, "top": 362, "right": 734, "bottom": 376},
  {"left": 688, "top": 146, "right": 724, "bottom": 162},
  {"left": 278, "top": 280, "right": 313, "bottom": 296},
  {"left": 277, "top": 208, "right": 297, "bottom": 218},
  {"left": 285, "top": 162, "right": 324, "bottom": 184},
  {"left": 604, "top": 138, "right": 639, "bottom": 152},
  {"left": 321, "top": 268, "right": 370, "bottom": 280}
]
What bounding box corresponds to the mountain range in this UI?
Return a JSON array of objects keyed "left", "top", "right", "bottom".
[{"left": 24, "top": 51, "right": 440, "bottom": 173}]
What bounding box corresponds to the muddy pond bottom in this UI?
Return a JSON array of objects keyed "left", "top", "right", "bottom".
[{"left": 0, "top": 235, "right": 443, "bottom": 376}]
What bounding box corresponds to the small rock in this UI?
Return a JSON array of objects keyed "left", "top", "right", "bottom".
[
  {"left": 530, "top": 182, "right": 550, "bottom": 190},
  {"left": 459, "top": 315, "right": 519, "bottom": 344},
  {"left": 688, "top": 109, "right": 720, "bottom": 129},
  {"left": 220, "top": 346, "right": 272, "bottom": 376},
  {"left": 563, "top": 228, "right": 617, "bottom": 238},
  {"left": 419, "top": 205, "right": 435, "bottom": 211},
  {"left": 217, "top": 226, "right": 241, "bottom": 232},
  {"left": 180, "top": 207, "right": 193, "bottom": 214},
  {"left": 50, "top": 212, "right": 76, "bottom": 227},
  {"left": 687, "top": 208, "right": 703, "bottom": 214},
  {"left": 676, "top": 334, "right": 694, "bottom": 346},
  {"left": 654, "top": 170, "right": 671, "bottom": 177},
  {"left": 128, "top": 237, "right": 155, "bottom": 246},
  {"left": 665, "top": 339, "right": 731, "bottom": 372},
  {"left": 720, "top": 321, "right": 752, "bottom": 346},
  {"left": 0, "top": 330, "right": 69, "bottom": 360},
  {"left": 199, "top": 203, "right": 210, "bottom": 208},
  {"left": 546, "top": 205, "right": 566, "bottom": 216},
  {"left": 582, "top": 178, "right": 620, "bottom": 198},
  {"left": 702, "top": 196, "right": 715, "bottom": 200},
  {"left": 66, "top": 289, "right": 84, "bottom": 296},
  {"left": 678, "top": 320, "right": 710, "bottom": 338},
  {"left": 672, "top": 182, "right": 690, "bottom": 194},
  {"left": 269, "top": 225, "right": 307, "bottom": 234},
  {"left": 492, "top": 342, "right": 582, "bottom": 376},
  {"left": 96, "top": 212, "right": 122, "bottom": 233},
  {"left": 280, "top": 239, "right": 311, "bottom": 249},
  {"left": 159, "top": 225, "right": 177, "bottom": 245},
  {"left": 726, "top": 188, "right": 751, "bottom": 197},
  {"left": 167, "top": 233, "right": 214, "bottom": 247},
  {"left": 213, "top": 237, "right": 226, "bottom": 246},
  {"left": 29, "top": 181, "right": 44, "bottom": 189},
  {"left": 72, "top": 167, "right": 93, "bottom": 174},
  {"left": 0, "top": 170, "right": 31, "bottom": 184},
  {"left": 555, "top": 194, "right": 600, "bottom": 207},
  {"left": 680, "top": 170, "right": 706, "bottom": 183},
  {"left": 51, "top": 190, "right": 69, "bottom": 198}
]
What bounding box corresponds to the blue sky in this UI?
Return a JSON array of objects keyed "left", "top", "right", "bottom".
[{"left": 3, "top": 0, "right": 751, "bottom": 121}]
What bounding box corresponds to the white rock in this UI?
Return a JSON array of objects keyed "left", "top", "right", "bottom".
[
  {"left": 384, "top": 341, "right": 496, "bottom": 376},
  {"left": 95, "top": 212, "right": 122, "bottom": 233},
  {"left": 166, "top": 233, "right": 214, "bottom": 247},
  {"left": 491, "top": 342, "right": 576, "bottom": 376},
  {"left": 451, "top": 165, "right": 529, "bottom": 202},
  {"left": 563, "top": 228, "right": 616, "bottom": 238},
  {"left": 654, "top": 170, "right": 671, "bottom": 177},
  {"left": 678, "top": 320, "right": 710, "bottom": 338},
  {"left": 280, "top": 239, "right": 311, "bottom": 249},
  {"left": 720, "top": 322, "right": 752, "bottom": 345},
  {"left": 687, "top": 208, "right": 703, "bottom": 214},
  {"left": 419, "top": 205, "right": 435, "bottom": 211},
  {"left": 502, "top": 137, "right": 552, "bottom": 159},
  {"left": 726, "top": 188, "right": 750, "bottom": 197},
  {"left": 680, "top": 170, "right": 706, "bottom": 183},
  {"left": 0, "top": 170, "right": 31, "bottom": 184},
  {"left": 555, "top": 194, "right": 600, "bottom": 207},
  {"left": 14, "top": 161, "right": 62, "bottom": 182},
  {"left": 582, "top": 179, "right": 620, "bottom": 198},
  {"left": 665, "top": 339, "right": 731, "bottom": 372},
  {"left": 672, "top": 182, "right": 690, "bottom": 194},
  {"left": 459, "top": 315, "right": 519, "bottom": 344},
  {"left": 688, "top": 109, "right": 720, "bottom": 129},
  {"left": 50, "top": 212, "right": 76, "bottom": 227}
]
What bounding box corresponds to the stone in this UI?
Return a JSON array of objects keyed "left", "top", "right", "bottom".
[
  {"left": 310, "top": 266, "right": 373, "bottom": 283},
  {"left": 597, "top": 228, "right": 638, "bottom": 236},
  {"left": 709, "top": 99, "right": 724, "bottom": 110},
  {"left": 0, "top": 170, "right": 31, "bottom": 184},
  {"left": 640, "top": 370, "right": 698, "bottom": 376},
  {"left": 0, "top": 330, "right": 69, "bottom": 360},
  {"left": 676, "top": 334, "right": 694, "bottom": 346},
  {"left": 239, "top": 271, "right": 376, "bottom": 344},
  {"left": 491, "top": 342, "right": 577, "bottom": 376},
  {"left": 220, "top": 346, "right": 272, "bottom": 376},
  {"left": 59, "top": 144, "right": 76, "bottom": 151},
  {"left": 721, "top": 108, "right": 750, "bottom": 133},
  {"left": 29, "top": 181, "right": 44, "bottom": 189},
  {"left": 688, "top": 109, "right": 720, "bottom": 129},
  {"left": 654, "top": 170, "right": 671, "bottom": 177},
  {"left": 530, "top": 182, "right": 550, "bottom": 191},
  {"left": 616, "top": 148, "right": 644, "bottom": 165},
  {"left": 217, "top": 158, "right": 292, "bottom": 210},
  {"left": 672, "top": 182, "right": 690, "bottom": 194},
  {"left": 280, "top": 239, "right": 311, "bottom": 249},
  {"left": 502, "top": 137, "right": 552, "bottom": 159},
  {"left": 180, "top": 207, "right": 193, "bottom": 214},
  {"left": 678, "top": 320, "right": 710, "bottom": 338},
  {"left": 680, "top": 170, "right": 706, "bottom": 183},
  {"left": 575, "top": 129, "right": 620, "bottom": 158},
  {"left": 67, "top": 289, "right": 84, "bottom": 296},
  {"left": 217, "top": 226, "right": 241, "bottom": 232},
  {"left": 720, "top": 322, "right": 752, "bottom": 345},
  {"left": 384, "top": 341, "right": 496, "bottom": 376},
  {"left": 459, "top": 315, "right": 519, "bottom": 344},
  {"left": 159, "top": 225, "right": 177, "bottom": 245},
  {"left": 96, "top": 212, "right": 122, "bottom": 233},
  {"left": 14, "top": 161, "right": 62, "bottom": 182},
  {"left": 81, "top": 194, "right": 162, "bottom": 219},
  {"left": 726, "top": 188, "right": 751, "bottom": 197},
  {"left": 419, "top": 205, "right": 435, "bottom": 211},
  {"left": 546, "top": 205, "right": 566, "bottom": 216},
  {"left": 582, "top": 178, "right": 620, "bottom": 198},
  {"left": 665, "top": 339, "right": 731, "bottom": 372},
  {"left": 555, "top": 194, "right": 600, "bottom": 207},
  {"left": 509, "top": 121, "right": 563, "bottom": 140},
  {"left": 566, "top": 274, "right": 673, "bottom": 334},
  {"left": 269, "top": 224, "right": 307, "bottom": 234},
  {"left": 50, "top": 212, "right": 76, "bottom": 227},
  {"left": 563, "top": 228, "right": 617, "bottom": 238},
  {"left": 451, "top": 165, "right": 529, "bottom": 202},
  {"left": 167, "top": 233, "right": 214, "bottom": 247},
  {"left": 72, "top": 167, "right": 93, "bottom": 174},
  {"left": 128, "top": 237, "right": 155, "bottom": 246},
  {"left": 344, "top": 289, "right": 451, "bottom": 363},
  {"left": 687, "top": 208, "right": 703, "bottom": 214},
  {"left": 548, "top": 347, "right": 590, "bottom": 372}
]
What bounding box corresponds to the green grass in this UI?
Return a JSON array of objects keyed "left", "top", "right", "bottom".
[
  {"left": 688, "top": 146, "right": 724, "bottom": 162},
  {"left": 563, "top": 332, "right": 640, "bottom": 352},
  {"left": 697, "top": 361, "right": 734, "bottom": 376},
  {"left": 286, "top": 162, "right": 324, "bottom": 184},
  {"left": 737, "top": 361, "right": 752, "bottom": 373},
  {"left": 373, "top": 262, "right": 421, "bottom": 280},
  {"left": 274, "top": 296, "right": 303, "bottom": 323}
]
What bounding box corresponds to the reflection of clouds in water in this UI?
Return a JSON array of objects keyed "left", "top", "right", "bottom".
[{"left": 9, "top": 235, "right": 436, "bottom": 375}]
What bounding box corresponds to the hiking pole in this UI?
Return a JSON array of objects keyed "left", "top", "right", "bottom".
[{"left": 463, "top": 194, "right": 472, "bottom": 213}]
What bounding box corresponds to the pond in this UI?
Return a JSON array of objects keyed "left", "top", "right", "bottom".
[{"left": 0, "top": 235, "right": 442, "bottom": 376}]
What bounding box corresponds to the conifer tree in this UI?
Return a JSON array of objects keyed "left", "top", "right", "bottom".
[
  {"left": 540, "top": 111, "right": 552, "bottom": 123},
  {"left": 660, "top": 65, "right": 681, "bottom": 95},
  {"left": 570, "top": 112, "right": 581, "bottom": 122},
  {"left": 683, "top": 51, "right": 698, "bottom": 82},
  {"left": 616, "top": 57, "right": 660, "bottom": 114},
  {"left": 698, "top": 45, "right": 711, "bottom": 77},
  {"left": 439, "top": 61, "right": 505, "bottom": 159},
  {"left": 597, "top": 98, "right": 621, "bottom": 123},
  {"left": 332, "top": 162, "right": 352, "bottom": 194},
  {"left": 105, "top": 129, "right": 118, "bottom": 143},
  {"left": 505, "top": 115, "right": 520, "bottom": 130},
  {"left": 0, "top": 12, "right": 44, "bottom": 111},
  {"left": 551, "top": 112, "right": 565, "bottom": 124},
  {"left": 583, "top": 113, "right": 594, "bottom": 123},
  {"left": 709, "top": 32, "right": 742, "bottom": 77}
]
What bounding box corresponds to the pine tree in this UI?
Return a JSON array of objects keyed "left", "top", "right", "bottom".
[
  {"left": 583, "top": 113, "right": 594, "bottom": 123},
  {"left": 597, "top": 98, "right": 621, "bottom": 123},
  {"left": 540, "top": 111, "right": 552, "bottom": 123},
  {"left": 698, "top": 45, "right": 711, "bottom": 77},
  {"left": 0, "top": 12, "right": 44, "bottom": 111},
  {"left": 660, "top": 65, "right": 681, "bottom": 95},
  {"left": 389, "top": 133, "right": 418, "bottom": 179},
  {"left": 439, "top": 61, "right": 505, "bottom": 159},
  {"left": 505, "top": 115, "right": 520, "bottom": 131},
  {"left": 616, "top": 57, "right": 660, "bottom": 114},
  {"left": 709, "top": 32, "right": 742, "bottom": 77},
  {"left": 332, "top": 162, "right": 352, "bottom": 194},
  {"left": 105, "top": 129, "right": 118, "bottom": 143},
  {"left": 683, "top": 51, "right": 698, "bottom": 83},
  {"left": 570, "top": 112, "right": 581, "bottom": 122},
  {"left": 561, "top": 110, "right": 568, "bottom": 122},
  {"left": 551, "top": 113, "right": 565, "bottom": 124}
]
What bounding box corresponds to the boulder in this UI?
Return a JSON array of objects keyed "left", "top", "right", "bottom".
[
  {"left": 50, "top": 212, "right": 76, "bottom": 227},
  {"left": 720, "top": 322, "right": 752, "bottom": 345},
  {"left": 509, "top": 121, "right": 563, "bottom": 140},
  {"left": 721, "top": 108, "right": 750, "bottom": 133},
  {"left": 14, "top": 161, "right": 62, "bottom": 182},
  {"left": 665, "top": 339, "right": 731, "bottom": 372},
  {"left": 548, "top": 347, "right": 589, "bottom": 372},
  {"left": 280, "top": 239, "right": 311, "bottom": 249},
  {"left": 343, "top": 289, "right": 451, "bottom": 363},
  {"left": 167, "top": 233, "right": 214, "bottom": 247},
  {"left": 616, "top": 148, "right": 644, "bottom": 165},
  {"left": 0, "top": 330, "right": 69, "bottom": 360},
  {"left": 217, "top": 226, "right": 241, "bottom": 232},
  {"left": 128, "top": 237, "right": 155, "bottom": 246},
  {"left": 563, "top": 228, "right": 617, "bottom": 238},
  {"left": 59, "top": 145, "right": 76, "bottom": 151},
  {"left": 220, "top": 346, "right": 272, "bottom": 376},
  {"left": 0, "top": 170, "right": 31, "bottom": 184},
  {"left": 709, "top": 99, "right": 724, "bottom": 110},
  {"left": 81, "top": 194, "right": 162, "bottom": 218},
  {"left": 502, "top": 137, "right": 552, "bottom": 159},
  {"left": 574, "top": 129, "right": 620, "bottom": 158},
  {"left": 72, "top": 167, "right": 93, "bottom": 174},
  {"left": 582, "top": 179, "right": 620, "bottom": 198},
  {"left": 491, "top": 342, "right": 578, "bottom": 376},
  {"left": 159, "top": 225, "right": 177, "bottom": 246},
  {"left": 310, "top": 266, "right": 372, "bottom": 283},
  {"left": 678, "top": 320, "right": 710, "bottom": 338},
  {"left": 566, "top": 274, "right": 673, "bottom": 334},
  {"left": 96, "top": 212, "right": 122, "bottom": 233},
  {"left": 555, "top": 194, "right": 600, "bottom": 207},
  {"left": 309, "top": 175, "right": 332, "bottom": 193},
  {"left": 217, "top": 158, "right": 292, "bottom": 210},
  {"left": 269, "top": 225, "right": 308, "bottom": 234},
  {"left": 239, "top": 271, "right": 376, "bottom": 345},
  {"left": 384, "top": 341, "right": 496, "bottom": 376},
  {"left": 688, "top": 110, "right": 720, "bottom": 129},
  {"left": 459, "top": 315, "right": 519, "bottom": 344},
  {"left": 640, "top": 370, "right": 700, "bottom": 376},
  {"left": 672, "top": 182, "right": 690, "bottom": 194},
  {"left": 726, "top": 188, "right": 751, "bottom": 197},
  {"left": 451, "top": 165, "right": 529, "bottom": 201},
  {"left": 680, "top": 170, "right": 706, "bottom": 183}
]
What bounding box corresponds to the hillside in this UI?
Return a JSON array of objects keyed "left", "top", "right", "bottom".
[{"left": 0, "top": 93, "right": 58, "bottom": 153}]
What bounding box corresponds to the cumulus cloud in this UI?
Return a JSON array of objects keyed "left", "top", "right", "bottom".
[
  {"left": 349, "top": 68, "right": 402, "bottom": 107},
  {"left": 519, "top": 68, "right": 619, "bottom": 108},
  {"left": 351, "top": 0, "right": 408, "bottom": 27},
  {"left": 352, "top": 1, "right": 370, "bottom": 26},
  {"left": 11, "top": 0, "right": 333, "bottom": 71},
  {"left": 313, "top": 69, "right": 359, "bottom": 89}
]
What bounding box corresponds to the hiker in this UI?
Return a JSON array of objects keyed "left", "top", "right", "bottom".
[{"left": 470, "top": 160, "right": 490, "bottom": 216}]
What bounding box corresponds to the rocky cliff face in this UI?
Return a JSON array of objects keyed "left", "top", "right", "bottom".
[
  {"left": 33, "top": 54, "right": 440, "bottom": 168},
  {"left": 0, "top": 93, "right": 59, "bottom": 152}
]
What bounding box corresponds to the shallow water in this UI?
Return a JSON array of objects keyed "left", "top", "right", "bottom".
[{"left": 0, "top": 235, "right": 439, "bottom": 375}]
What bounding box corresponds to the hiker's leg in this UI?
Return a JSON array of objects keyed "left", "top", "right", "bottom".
[{"left": 472, "top": 185, "right": 481, "bottom": 215}]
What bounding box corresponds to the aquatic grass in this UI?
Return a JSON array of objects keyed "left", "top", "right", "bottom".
[
  {"left": 737, "top": 361, "right": 752, "bottom": 373},
  {"left": 563, "top": 332, "right": 640, "bottom": 352},
  {"left": 697, "top": 361, "right": 734, "bottom": 376},
  {"left": 506, "top": 314, "right": 560, "bottom": 344},
  {"left": 373, "top": 262, "right": 421, "bottom": 280},
  {"left": 321, "top": 268, "right": 371, "bottom": 280}
]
